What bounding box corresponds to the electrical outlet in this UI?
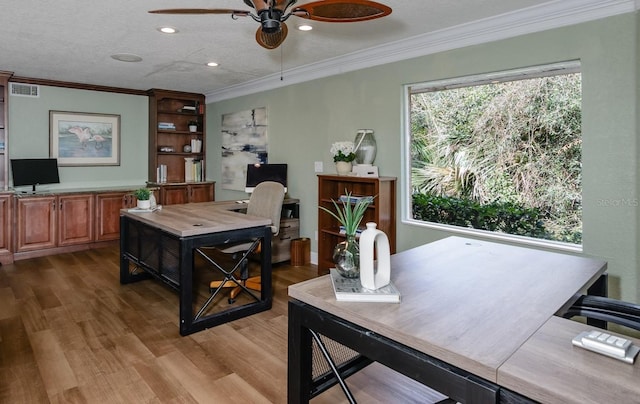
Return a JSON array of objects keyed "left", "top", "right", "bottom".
[{"left": 314, "top": 161, "right": 323, "bottom": 173}]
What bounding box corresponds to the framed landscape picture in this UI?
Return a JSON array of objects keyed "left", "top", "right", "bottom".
[{"left": 50, "top": 111, "right": 120, "bottom": 166}]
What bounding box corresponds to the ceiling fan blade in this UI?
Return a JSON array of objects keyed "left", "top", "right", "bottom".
[
  {"left": 294, "top": 0, "right": 391, "bottom": 22},
  {"left": 148, "top": 9, "right": 251, "bottom": 16},
  {"left": 255, "top": 22, "right": 288, "bottom": 49}
]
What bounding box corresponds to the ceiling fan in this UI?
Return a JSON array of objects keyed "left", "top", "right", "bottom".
[{"left": 149, "top": 0, "right": 392, "bottom": 50}]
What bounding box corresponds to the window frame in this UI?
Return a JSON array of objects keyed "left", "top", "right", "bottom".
[{"left": 401, "top": 60, "right": 583, "bottom": 253}]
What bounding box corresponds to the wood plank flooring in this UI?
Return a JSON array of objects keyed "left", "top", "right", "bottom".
[{"left": 0, "top": 246, "right": 447, "bottom": 403}]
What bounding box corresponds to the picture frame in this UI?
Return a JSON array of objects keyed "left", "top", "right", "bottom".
[{"left": 50, "top": 111, "right": 120, "bottom": 166}]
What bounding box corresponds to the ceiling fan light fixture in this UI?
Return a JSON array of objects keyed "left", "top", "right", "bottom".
[{"left": 256, "top": 22, "right": 288, "bottom": 49}]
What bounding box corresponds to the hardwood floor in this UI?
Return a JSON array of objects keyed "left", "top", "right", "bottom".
[{"left": 0, "top": 246, "right": 446, "bottom": 403}]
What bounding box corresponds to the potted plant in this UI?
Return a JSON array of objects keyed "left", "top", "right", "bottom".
[
  {"left": 330, "top": 141, "right": 356, "bottom": 175},
  {"left": 188, "top": 120, "right": 198, "bottom": 132},
  {"left": 319, "top": 190, "right": 373, "bottom": 278},
  {"left": 134, "top": 188, "right": 151, "bottom": 209}
]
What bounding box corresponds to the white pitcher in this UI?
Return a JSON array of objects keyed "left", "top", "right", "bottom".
[{"left": 358, "top": 222, "right": 391, "bottom": 290}]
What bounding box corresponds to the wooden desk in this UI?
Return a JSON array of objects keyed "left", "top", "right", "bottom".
[
  {"left": 498, "top": 316, "right": 640, "bottom": 404},
  {"left": 288, "top": 236, "right": 607, "bottom": 403},
  {"left": 120, "top": 202, "right": 272, "bottom": 336}
]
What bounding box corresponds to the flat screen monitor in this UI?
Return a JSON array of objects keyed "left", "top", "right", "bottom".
[
  {"left": 11, "top": 158, "right": 60, "bottom": 192},
  {"left": 245, "top": 163, "right": 287, "bottom": 193}
]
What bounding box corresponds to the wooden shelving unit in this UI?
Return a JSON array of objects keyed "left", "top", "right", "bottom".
[
  {"left": 317, "top": 175, "right": 396, "bottom": 275},
  {"left": 147, "top": 88, "right": 214, "bottom": 201},
  {"left": 0, "top": 71, "right": 12, "bottom": 191}
]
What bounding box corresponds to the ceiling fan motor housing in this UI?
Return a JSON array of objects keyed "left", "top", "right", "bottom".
[{"left": 259, "top": 8, "right": 283, "bottom": 32}]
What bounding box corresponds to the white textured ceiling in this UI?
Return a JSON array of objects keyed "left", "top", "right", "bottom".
[{"left": 0, "top": 0, "right": 634, "bottom": 100}]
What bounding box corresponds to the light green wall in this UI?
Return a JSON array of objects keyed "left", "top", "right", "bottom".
[
  {"left": 9, "top": 86, "right": 148, "bottom": 188},
  {"left": 208, "top": 13, "right": 640, "bottom": 302}
]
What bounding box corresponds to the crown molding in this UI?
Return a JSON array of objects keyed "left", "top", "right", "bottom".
[{"left": 206, "top": 0, "right": 638, "bottom": 102}]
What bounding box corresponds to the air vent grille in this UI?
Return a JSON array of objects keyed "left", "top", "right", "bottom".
[{"left": 10, "top": 83, "right": 40, "bottom": 97}]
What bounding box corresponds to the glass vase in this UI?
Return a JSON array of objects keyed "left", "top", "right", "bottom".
[
  {"left": 333, "top": 234, "right": 360, "bottom": 278},
  {"left": 354, "top": 129, "right": 377, "bottom": 165}
]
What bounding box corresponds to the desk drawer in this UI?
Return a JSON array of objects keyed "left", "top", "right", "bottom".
[{"left": 273, "top": 218, "right": 299, "bottom": 263}]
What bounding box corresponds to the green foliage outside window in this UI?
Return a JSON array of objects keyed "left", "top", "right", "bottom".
[{"left": 410, "top": 71, "right": 582, "bottom": 244}]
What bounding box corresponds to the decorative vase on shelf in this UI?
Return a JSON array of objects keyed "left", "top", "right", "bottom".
[
  {"left": 333, "top": 234, "right": 360, "bottom": 278},
  {"left": 335, "top": 161, "right": 352, "bottom": 175},
  {"left": 354, "top": 129, "right": 377, "bottom": 165}
]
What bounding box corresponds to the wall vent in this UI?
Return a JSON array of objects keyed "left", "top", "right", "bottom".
[{"left": 10, "top": 83, "right": 40, "bottom": 97}]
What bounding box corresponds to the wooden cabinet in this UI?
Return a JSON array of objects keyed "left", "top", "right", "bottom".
[
  {"left": 95, "top": 191, "right": 136, "bottom": 241},
  {"left": 273, "top": 216, "right": 299, "bottom": 263},
  {"left": 272, "top": 199, "right": 301, "bottom": 263},
  {"left": 15, "top": 195, "right": 57, "bottom": 252},
  {"left": 15, "top": 194, "right": 95, "bottom": 252},
  {"left": 0, "top": 193, "right": 12, "bottom": 263},
  {"left": 58, "top": 194, "right": 94, "bottom": 246},
  {"left": 11, "top": 188, "right": 142, "bottom": 260},
  {"left": 147, "top": 88, "right": 207, "bottom": 184},
  {"left": 317, "top": 175, "right": 396, "bottom": 275},
  {"left": 0, "top": 71, "right": 12, "bottom": 191},
  {"left": 151, "top": 182, "right": 215, "bottom": 205}
]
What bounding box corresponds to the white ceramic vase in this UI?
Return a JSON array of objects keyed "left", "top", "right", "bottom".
[
  {"left": 335, "top": 161, "right": 352, "bottom": 175},
  {"left": 137, "top": 199, "right": 151, "bottom": 209},
  {"left": 358, "top": 222, "right": 391, "bottom": 290}
]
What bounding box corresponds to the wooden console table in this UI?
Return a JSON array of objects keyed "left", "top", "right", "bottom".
[
  {"left": 120, "top": 202, "right": 273, "bottom": 335},
  {"left": 288, "top": 236, "right": 609, "bottom": 403}
]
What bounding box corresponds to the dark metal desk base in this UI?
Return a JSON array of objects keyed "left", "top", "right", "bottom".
[
  {"left": 287, "top": 300, "right": 537, "bottom": 404},
  {"left": 120, "top": 216, "right": 272, "bottom": 336}
]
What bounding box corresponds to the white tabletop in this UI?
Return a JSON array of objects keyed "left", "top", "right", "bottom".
[{"left": 288, "top": 236, "right": 607, "bottom": 382}]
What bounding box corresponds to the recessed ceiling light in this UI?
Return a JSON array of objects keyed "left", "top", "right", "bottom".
[
  {"left": 158, "top": 27, "right": 178, "bottom": 34},
  {"left": 298, "top": 24, "right": 313, "bottom": 31},
  {"left": 111, "top": 53, "right": 143, "bottom": 63},
  {"left": 207, "top": 62, "right": 219, "bottom": 67}
]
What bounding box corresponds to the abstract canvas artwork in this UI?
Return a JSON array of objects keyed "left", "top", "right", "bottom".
[{"left": 221, "top": 107, "right": 268, "bottom": 191}]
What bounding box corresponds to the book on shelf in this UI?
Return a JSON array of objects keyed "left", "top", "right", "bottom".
[
  {"left": 329, "top": 269, "right": 401, "bottom": 303},
  {"left": 184, "top": 158, "right": 195, "bottom": 182},
  {"left": 156, "top": 164, "right": 167, "bottom": 183},
  {"left": 190, "top": 138, "right": 202, "bottom": 153},
  {"left": 338, "top": 195, "right": 374, "bottom": 204},
  {"left": 338, "top": 226, "right": 363, "bottom": 235},
  {"left": 184, "top": 158, "right": 204, "bottom": 182},
  {"left": 158, "top": 122, "right": 176, "bottom": 130}
]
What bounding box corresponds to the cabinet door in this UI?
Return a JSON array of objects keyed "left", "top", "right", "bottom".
[
  {"left": 16, "top": 196, "right": 57, "bottom": 252},
  {"left": 58, "top": 194, "right": 94, "bottom": 246},
  {"left": 161, "top": 185, "right": 189, "bottom": 205},
  {"left": 95, "top": 192, "right": 127, "bottom": 241},
  {"left": 188, "top": 183, "right": 214, "bottom": 203},
  {"left": 0, "top": 194, "right": 10, "bottom": 254}
]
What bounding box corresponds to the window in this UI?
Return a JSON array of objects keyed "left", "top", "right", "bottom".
[{"left": 404, "top": 61, "right": 582, "bottom": 246}]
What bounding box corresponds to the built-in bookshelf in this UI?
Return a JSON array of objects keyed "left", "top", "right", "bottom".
[
  {"left": 147, "top": 88, "right": 214, "bottom": 202},
  {"left": 0, "top": 71, "right": 12, "bottom": 191}
]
